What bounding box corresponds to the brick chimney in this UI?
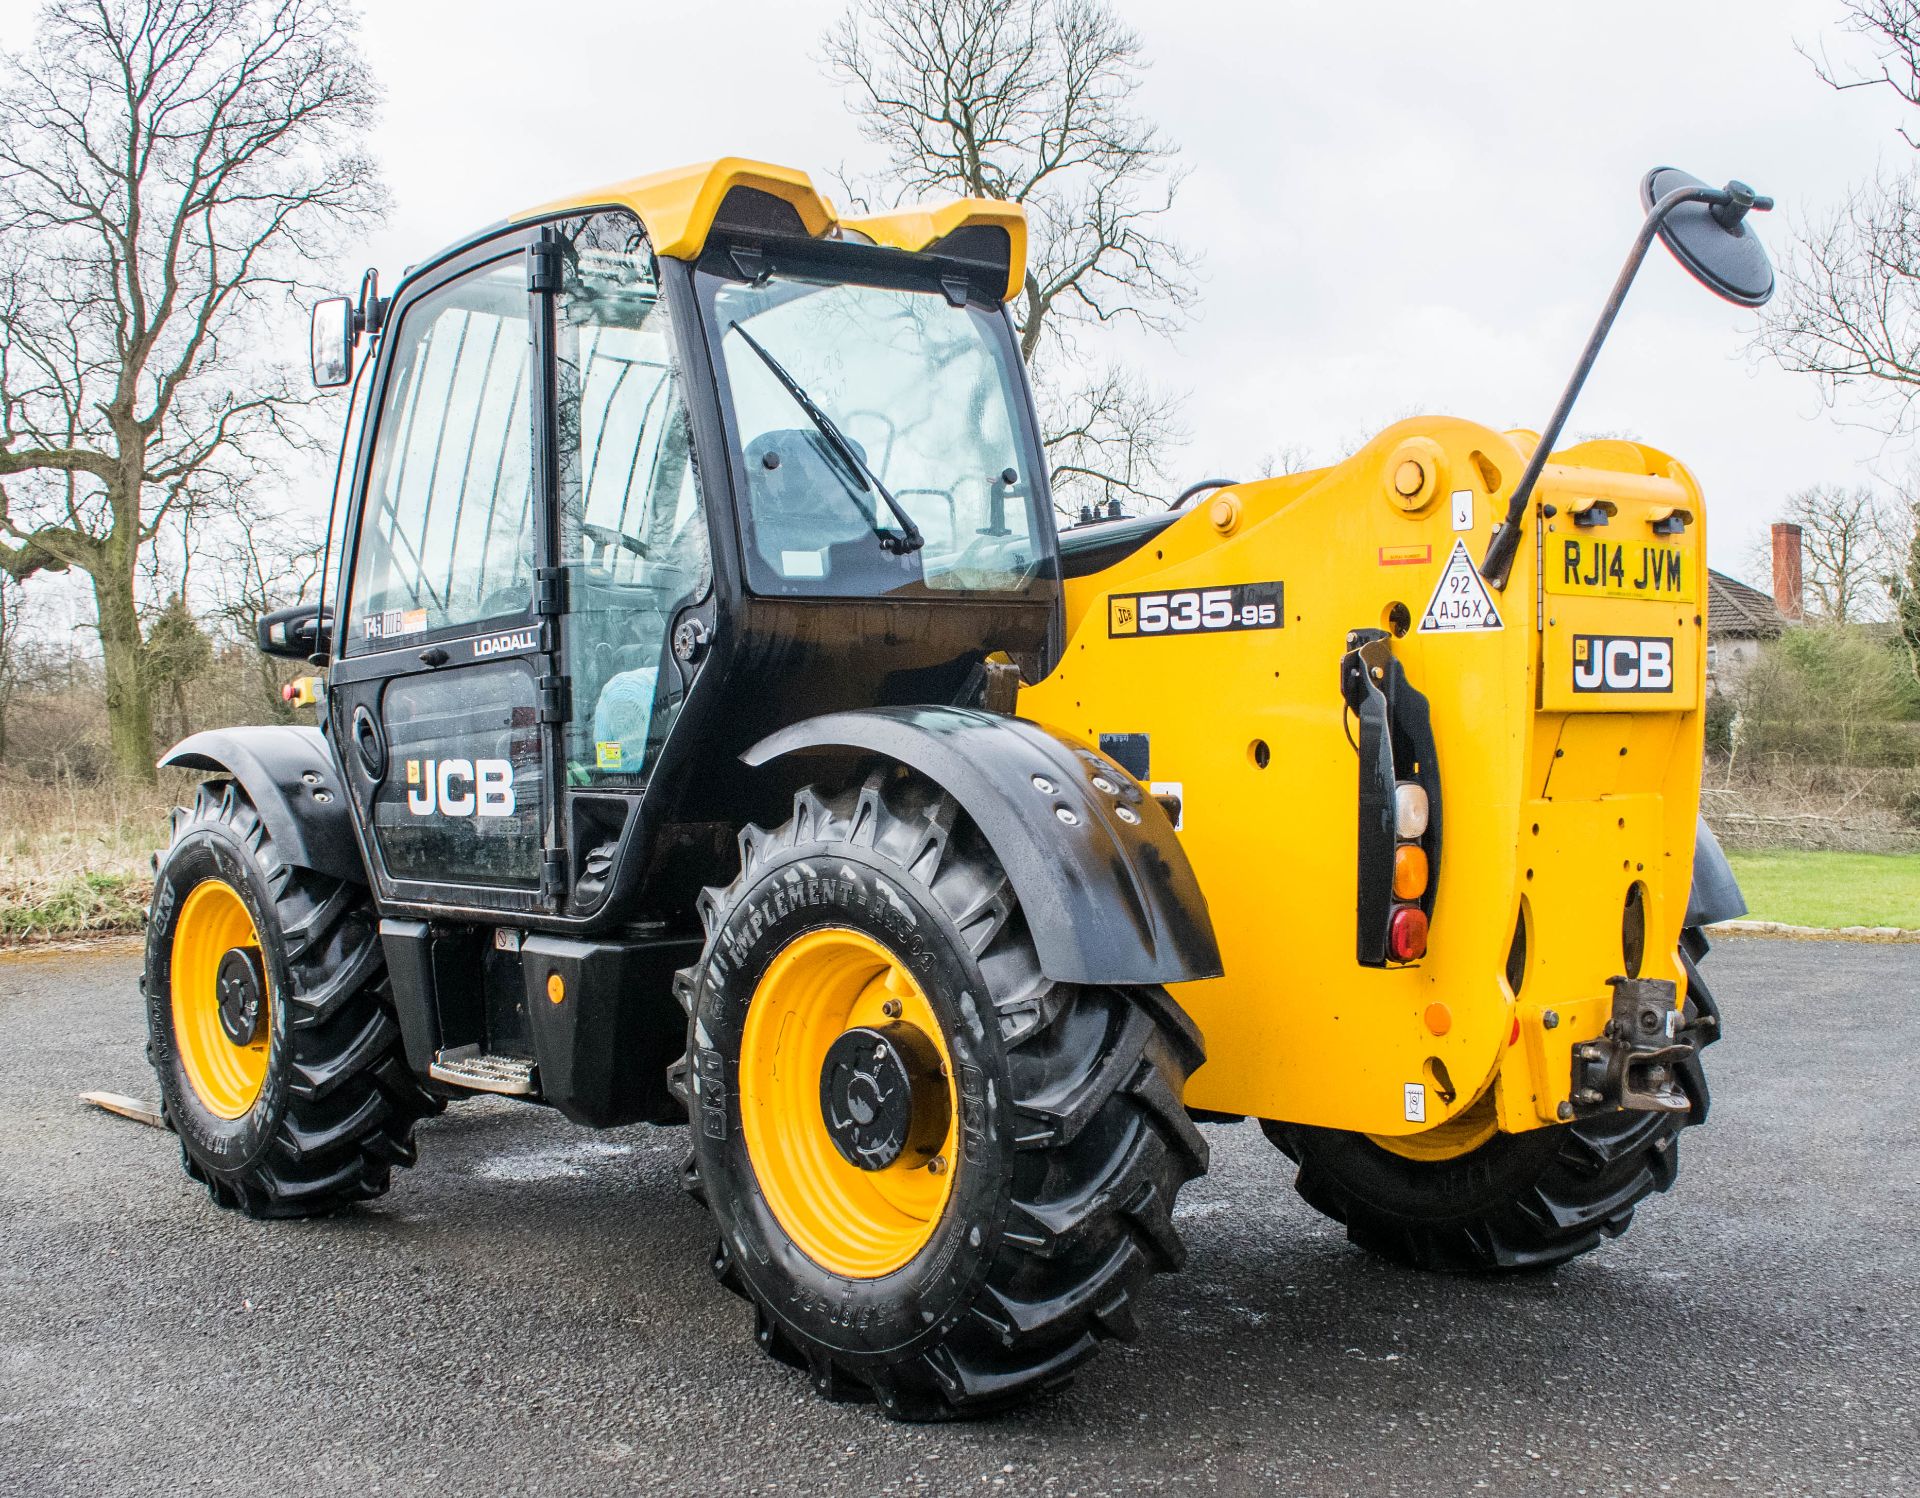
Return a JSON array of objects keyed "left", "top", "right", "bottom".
[{"left": 1771, "top": 522, "right": 1804, "bottom": 621}]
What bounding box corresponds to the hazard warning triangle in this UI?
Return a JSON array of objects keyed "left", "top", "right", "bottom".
[{"left": 1418, "top": 538, "right": 1503, "bottom": 633}]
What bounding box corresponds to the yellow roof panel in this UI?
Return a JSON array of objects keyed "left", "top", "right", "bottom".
[{"left": 516, "top": 157, "right": 1025, "bottom": 303}]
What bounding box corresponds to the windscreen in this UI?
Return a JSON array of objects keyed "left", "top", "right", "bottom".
[{"left": 702, "top": 269, "right": 1045, "bottom": 599}]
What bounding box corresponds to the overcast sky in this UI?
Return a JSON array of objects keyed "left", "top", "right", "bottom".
[{"left": 6, "top": 0, "right": 1914, "bottom": 592}]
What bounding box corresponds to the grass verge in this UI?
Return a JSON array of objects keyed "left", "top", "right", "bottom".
[
  {"left": 1725, "top": 850, "right": 1920, "bottom": 930},
  {"left": 1, "top": 775, "right": 172, "bottom": 947},
  {"left": 0, "top": 871, "right": 149, "bottom": 943}
]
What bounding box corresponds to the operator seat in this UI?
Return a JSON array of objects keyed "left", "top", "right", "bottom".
[{"left": 741, "top": 428, "right": 899, "bottom": 587}]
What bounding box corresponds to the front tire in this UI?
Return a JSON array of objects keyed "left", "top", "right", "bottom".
[
  {"left": 675, "top": 769, "right": 1208, "bottom": 1419},
  {"left": 144, "top": 780, "right": 430, "bottom": 1218},
  {"left": 1266, "top": 929, "right": 1722, "bottom": 1272}
]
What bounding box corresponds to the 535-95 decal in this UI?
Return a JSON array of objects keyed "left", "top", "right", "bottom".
[{"left": 1109, "top": 581, "right": 1284, "bottom": 637}]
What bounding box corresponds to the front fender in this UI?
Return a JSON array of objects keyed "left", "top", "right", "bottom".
[
  {"left": 743, "top": 707, "right": 1222, "bottom": 988},
  {"left": 159, "top": 726, "right": 363, "bottom": 885}
]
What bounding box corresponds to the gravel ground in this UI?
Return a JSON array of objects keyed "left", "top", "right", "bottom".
[{"left": 1, "top": 936, "right": 1914, "bottom": 1497}]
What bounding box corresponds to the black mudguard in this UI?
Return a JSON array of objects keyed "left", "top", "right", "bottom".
[
  {"left": 1686, "top": 816, "right": 1746, "bottom": 928},
  {"left": 158, "top": 726, "right": 364, "bottom": 885},
  {"left": 743, "top": 706, "right": 1223, "bottom": 988}
]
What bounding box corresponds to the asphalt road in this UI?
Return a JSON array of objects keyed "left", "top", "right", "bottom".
[{"left": 1, "top": 937, "right": 1915, "bottom": 1497}]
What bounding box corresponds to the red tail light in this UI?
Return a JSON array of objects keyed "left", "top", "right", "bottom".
[{"left": 1387, "top": 905, "right": 1429, "bottom": 962}]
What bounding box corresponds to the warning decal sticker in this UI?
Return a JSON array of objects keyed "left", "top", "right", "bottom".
[{"left": 1418, "top": 538, "right": 1503, "bottom": 634}]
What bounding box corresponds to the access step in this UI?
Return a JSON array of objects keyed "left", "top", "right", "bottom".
[{"left": 428, "top": 1045, "right": 538, "bottom": 1097}]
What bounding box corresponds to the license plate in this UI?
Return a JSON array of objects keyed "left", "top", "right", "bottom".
[{"left": 1547, "top": 537, "right": 1694, "bottom": 603}]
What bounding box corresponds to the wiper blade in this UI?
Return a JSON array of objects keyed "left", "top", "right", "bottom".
[{"left": 726, "top": 321, "right": 925, "bottom": 555}]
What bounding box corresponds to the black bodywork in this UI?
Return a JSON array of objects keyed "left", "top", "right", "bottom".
[
  {"left": 745, "top": 707, "right": 1221, "bottom": 987},
  {"left": 168, "top": 191, "right": 1219, "bottom": 1125},
  {"left": 160, "top": 727, "right": 362, "bottom": 884}
]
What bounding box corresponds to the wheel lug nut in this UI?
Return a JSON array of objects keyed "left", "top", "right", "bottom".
[
  {"left": 927, "top": 1155, "right": 948, "bottom": 1175},
  {"left": 882, "top": 998, "right": 902, "bottom": 1019}
]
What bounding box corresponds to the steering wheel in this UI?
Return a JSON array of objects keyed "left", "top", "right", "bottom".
[
  {"left": 582, "top": 521, "right": 648, "bottom": 566},
  {"left": 583, "top": 521, "right": 648, "bottom": 557}
]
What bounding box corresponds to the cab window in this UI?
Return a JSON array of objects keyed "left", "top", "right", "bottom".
[
  {"left": 554, "top": 213, "right": 710, "bottom": 785},
  {"left": 700, "top": 265, "right": 1043, "bottom": 600},
  {"left": 345, "top": 259, "right": 534, "bottom": 652}
]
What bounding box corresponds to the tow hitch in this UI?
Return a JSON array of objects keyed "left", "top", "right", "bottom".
[{"left": 1570, "top": 976, "right": 1695, "bottom": 1117}]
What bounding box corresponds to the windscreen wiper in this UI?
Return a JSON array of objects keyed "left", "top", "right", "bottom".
[{"left": 726, "top": 321, "right": 925, "bottom": 555}]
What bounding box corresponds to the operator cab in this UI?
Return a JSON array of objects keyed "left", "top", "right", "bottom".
[{"left": 305, "top": 164, "right": 1061, "bottom": 933}]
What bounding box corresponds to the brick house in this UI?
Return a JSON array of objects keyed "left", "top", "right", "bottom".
[{"left": 1705, "top": 522, "right": 1799, "bottom": 698}]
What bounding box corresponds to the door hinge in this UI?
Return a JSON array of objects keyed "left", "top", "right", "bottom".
[
  {"left": 528, "top": 234, "right": 564, "bottom": 295},
  {"left": 534, "top": 564, "right": 568, "bottom": 617},
  {"left": 541, "top": 848, "right": 569, "bottom": 900},
  {"left": 537, "top": 673, "right": 570, "bottom": 724}
]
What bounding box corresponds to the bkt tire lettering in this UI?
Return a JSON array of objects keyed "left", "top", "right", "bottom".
[
  {"left": 405, "top": 757, "right": 516, "bottom": 816},
  {"left": 1571, "top": 635, "right": 1674, "bottom": 693}
]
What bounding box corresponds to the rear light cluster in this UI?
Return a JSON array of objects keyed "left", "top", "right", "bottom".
[
  {"left": 1339, "top": 627, "right": 1441, "bottom": 969},
  {"left": 1387, "top": 782, "right": 1430, "bottom": 961}
]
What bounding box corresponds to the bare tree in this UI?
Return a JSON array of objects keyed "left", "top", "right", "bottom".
[
  {"left": 1765, "top": 4, "right": 1920, "bottom": 431},
  {"left": 1885, "top": 489, "right": 1920, "bottom": 676},
  {"left": 0, "top": 0, "right": 383, "bottom": 782},
  {"left": 1764, "top": 484, "right": 1894, "bottom": 624},
  {"left": 822, "top": 0, "right": 1197, "bottom": 514},
  {"left": 1799, "top": 1, "right": 1920, "bottom": 139},
  {"left": 209, "top": 515, "right": 323, "bottom": 717},
  {"left": 1039, "top": 364, "right": 1186, "bottom": 515},
  {"left": 0, "top": 570, "right": 23, "bottom": 762}
]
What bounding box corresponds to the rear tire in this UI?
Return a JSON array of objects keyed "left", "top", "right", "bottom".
[
  {"left": 674, "top": 769, "right": 1208, "bottom": 1419},
  {"left": 1265, "top": 929, "right": 1722, "bottom": 1272},
  {"left": 144, "top": 780, "right": 431, "bottom": 1219}
]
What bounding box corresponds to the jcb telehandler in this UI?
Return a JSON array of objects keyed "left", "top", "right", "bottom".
[{"left": 145, "top": 158, "right": 1765, "bottom": 1419}]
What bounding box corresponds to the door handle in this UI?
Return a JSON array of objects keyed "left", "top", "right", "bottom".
[
  {"left": 419, "top": 647, "right": 449, "bottom": 667},
  {"left": 351, "top": 705, "right": 386, "bottom": 780}
]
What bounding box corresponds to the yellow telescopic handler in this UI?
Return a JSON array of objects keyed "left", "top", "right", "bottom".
[{"left": 144, "top": 157, "right": 1765, "bottom": 1417}]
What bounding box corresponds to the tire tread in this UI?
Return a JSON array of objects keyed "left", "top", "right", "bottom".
[{"left": 677, "top": 769, "right": 1207, "bottom": 1418}]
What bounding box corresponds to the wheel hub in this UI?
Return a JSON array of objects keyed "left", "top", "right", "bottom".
[
  {"left": 214, "top": 946, "right": 266, "bottom": 1046},
  {"left": 819, "top": 1023, "right": 949, "bottom": 1171}
]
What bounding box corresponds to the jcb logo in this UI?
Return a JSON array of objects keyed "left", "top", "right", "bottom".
[
  {"left": 405, "top": 758, "right": 516, "bottom": 817},
  {"left": 1572, "top": 635, "right": 1674, "bottom": 693}
]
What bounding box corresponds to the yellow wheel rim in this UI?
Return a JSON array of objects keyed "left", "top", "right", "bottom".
[
  {"left": 170, "top": 879, "right": 271, "bottom": 1120},
  {"left": 739, "top": 927, "right": 959, "bottom": 1279},
  {"left": 1367, "top": 1090, "right": 1499, "bottom": 1163}
]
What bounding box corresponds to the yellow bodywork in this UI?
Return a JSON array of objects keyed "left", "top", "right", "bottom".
[
  {"left": 1018, "top": 420, "right": 1706, "bottom": 1140},
  {"left": 520, "top": 158, "right": 1711, "bottom": 1147},
  {"left": 517, "top": 157, "right": 1027, "bottom": 302}
]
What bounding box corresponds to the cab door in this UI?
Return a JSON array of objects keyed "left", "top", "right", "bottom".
[{"left": 328, "top": 241, "right": 557, "bottom": 910}]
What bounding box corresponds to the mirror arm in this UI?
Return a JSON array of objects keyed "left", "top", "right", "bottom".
[{"left": 1479, "top": 183, "right": 1733, "bottom": 590}]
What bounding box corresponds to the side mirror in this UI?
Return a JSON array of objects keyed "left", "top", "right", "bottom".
[
  {"left": 310, "top": 296, "right": 355, "bottom": 388},
  {"left": 1479, "top": 166, "right": 1775, "bottom": 589},
  {"left": 258, "top": 601, "right": 332, "bottom": 662},
  {"left": 1641, "top": 166, "right": 1775, "bottom": 308}
]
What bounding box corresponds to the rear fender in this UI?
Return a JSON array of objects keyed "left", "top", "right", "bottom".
[
  {"left": 159, "top": 726, "right": 364, "bottom": 885},
  {"left": 1686, "top": 816, "right": 1745, "bottom": 928},
  {"left": 743, "top": 706, "right": 1222, "bottom": 987}
]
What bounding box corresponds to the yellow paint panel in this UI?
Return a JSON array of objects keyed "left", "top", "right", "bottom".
[
  {"left": 517, "top": 157, "right": 834, "bottom": 259},
  {"left": 842, "top": 199, "right": 1028, "bottom": 303},
  {"left": 1021, "top": 422, "right": 1706, "bottom": 1138},
  {"left": 514, "top": 158, "right": 1029, "bottom": 303}
]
